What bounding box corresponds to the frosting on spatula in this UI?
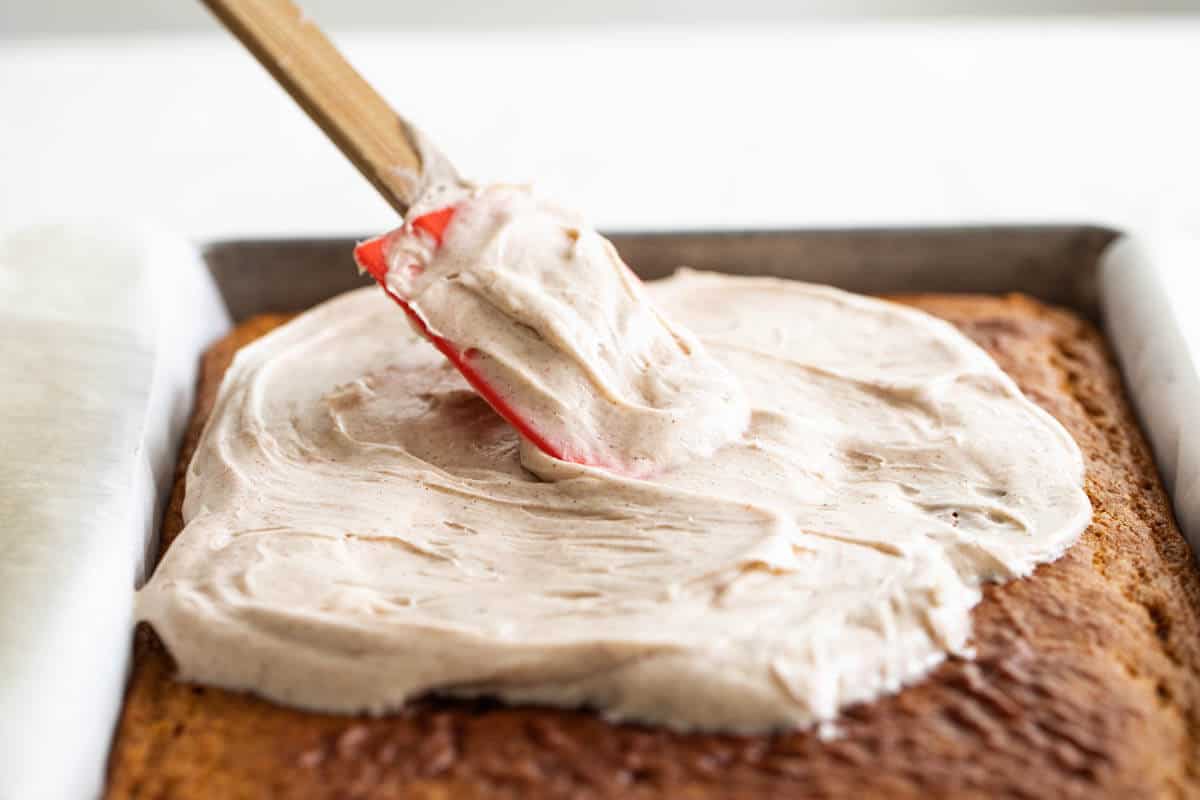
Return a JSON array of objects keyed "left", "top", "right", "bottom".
[{"left": 355, "top": 185, "right": 750, "bottom": 478}]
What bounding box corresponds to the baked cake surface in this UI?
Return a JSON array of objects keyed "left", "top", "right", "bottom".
[{"left": 105, "top": 295, "right": 1200, "bottom": 799}]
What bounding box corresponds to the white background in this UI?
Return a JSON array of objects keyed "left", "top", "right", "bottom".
[
  {"left": 4, "top": 0, "right": 1200, "bottom": 35},
  {"left": 2, "top": 3, "right": 1200, "bottom": 240},
  {"left": 4, "top": 20, "right": 1200, "bottom": 240}
]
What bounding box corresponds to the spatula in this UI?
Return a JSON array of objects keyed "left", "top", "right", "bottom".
[
  {"left": 199, "top": 0, "right": 617, "bottom": 468},
  {"left": 200, "top": 0, "right": 448, "bottom": 214}
]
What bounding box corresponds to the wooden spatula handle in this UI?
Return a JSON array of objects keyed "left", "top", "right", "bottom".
[{"left": 201, "top": 0, "right": 424, "bottom": 214}]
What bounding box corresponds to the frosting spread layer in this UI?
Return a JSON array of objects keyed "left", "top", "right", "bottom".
[{"left": 136, "top": 273, "right": 1091, "bottom": 732}]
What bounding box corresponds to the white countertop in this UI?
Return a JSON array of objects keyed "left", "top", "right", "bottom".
[{"left": 2, "top": 21, "right": 1199, "bottom": 240}]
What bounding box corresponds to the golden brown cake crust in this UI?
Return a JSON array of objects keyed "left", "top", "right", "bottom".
[{"left": 105, "top": 295, "right": 1200, "bottom": 800}]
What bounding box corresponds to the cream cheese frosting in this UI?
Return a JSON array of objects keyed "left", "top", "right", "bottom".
[
  {"left": 136, "top": 270, "right": 1091, "bottom": 733},
  {"left": 368, "top": 185, "right": 749, "bottom": 477}
]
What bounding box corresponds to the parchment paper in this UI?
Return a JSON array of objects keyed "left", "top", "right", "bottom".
[
  {"left": 1100, "top": 234, "right": 1200, "bottom": 551},
  {"left": 0, "top": 224, "right": 229, "bottom": 800}
]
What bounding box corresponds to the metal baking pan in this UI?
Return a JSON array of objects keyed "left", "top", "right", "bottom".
[
  {"left": 199, "top": 224, "right": 1196, "bottom": 549},
  {"left": 74, "top": 222, "right": 1196, "bottom": 800},
  {"left": 204, "top": 226, "right": 1117, "bottom": 322}
]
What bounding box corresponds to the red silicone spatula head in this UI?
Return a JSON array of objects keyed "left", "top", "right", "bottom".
[{"left": 355, "top": 208, "right": 577, "bottom": 466}]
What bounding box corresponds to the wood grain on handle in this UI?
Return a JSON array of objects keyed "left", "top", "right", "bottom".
[{"left": 201, "top": 0, "right": 423, "bottom": 214}]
